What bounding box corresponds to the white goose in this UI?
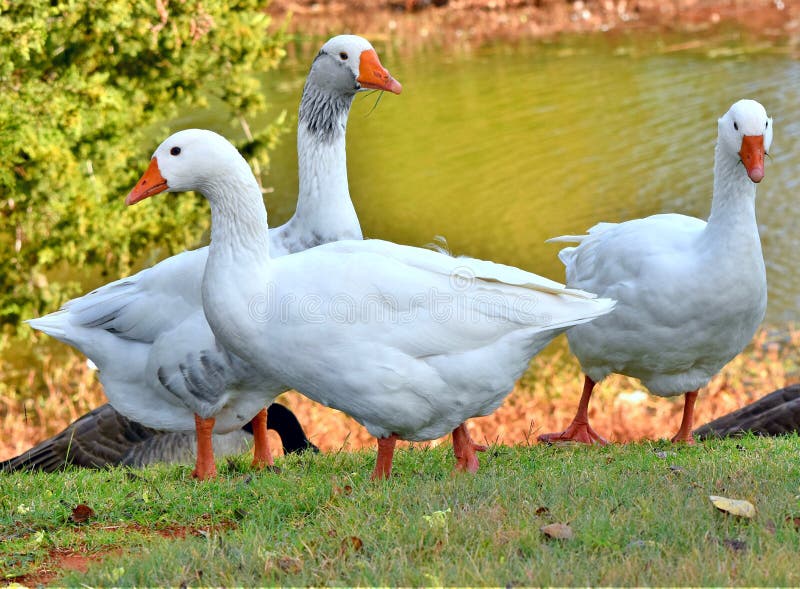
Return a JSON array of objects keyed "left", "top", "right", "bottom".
[
  {"left": 125, "top": 129, "right": 616, "bottom": 479},
  {"left": 538, "top": 99, "right": 771, "bottom": 445},
  {"left": 27, "top": 35, "right": 401, "bottom": 479}
]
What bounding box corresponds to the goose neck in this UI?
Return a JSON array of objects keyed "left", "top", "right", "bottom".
[
  {"left": 206, "top": 171, "right": 271, "bottom": 261},
  {"left": 292, "top": 81, "right": 361, "bottom": 241},
  {"left": 705, "top": 142, "right": 759, "bottom": 237}
]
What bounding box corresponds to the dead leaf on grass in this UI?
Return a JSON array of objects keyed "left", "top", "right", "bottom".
[
  {"left": 786, "top": 515, "right": 800, "bottom": 530},
  {"left": 277, "top": 556, "right": 303, "bottom": 574},
  {"left": 339, "top": 536, "right": 364, "bottom": 555},
  {"left": 423, "top": 508, "right": 451, "bottom": 529},
  {"left": 535, "top": 506, "right": 549, "bottom": 516},
  {"left": 70, "top": 504, "right": 95, "bottom": 523},
  {"left": 709, "top": 495, "right": 756, "bottom": 518},
  {"left": 723, "top": 538, "right": 748, "bottom": 552},
  {"left": 540, "top": 523, "right": 573, "bottom": 540},
  {"left": 625, "top": 539, "right": 659, "bottom": 552}
]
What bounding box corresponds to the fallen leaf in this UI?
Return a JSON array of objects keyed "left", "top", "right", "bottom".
[
  {"left": 764, "top": 519, "right": 777, "bottom": 535},
  {"left": 625, "top": 539, "right": 658, "bottom": 551},
  {"left": 540, "top": 523, "right": 573, "bottom": 540},
  {"left": 423, "top": 508, "right": 451, "bottom": 529},
  {"left": 339, "top": 536, "right": 364, "bottom": 555},
  {"left": 70, "top": 504, "right": 95, "bottom": 523},
  {"left": 277, "top": 556, "right": 303, "bottom": 574},
  {"left": 723, "top": 538, "right": 748, "bottom": 552},
  {"left": 786, "top": 515, "right": 800, "bottom": 530},
  {"left": 535, "top": 506, "right": 549, "bottom": 516},
  {"left": 709, "top": 495, "right": 756, "bottom": 518}
]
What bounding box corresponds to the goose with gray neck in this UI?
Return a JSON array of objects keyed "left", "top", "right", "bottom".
[
  {"left": 126, "top": 130, "right": 615, "bottom": 480},
  {"left": 538, "top": 99, "right": 771, "bottom": 446},
  {"left": 27, "top": 35, "right": 401, "bottom": 480},
  {"left": 272, "top": 39, "right": 401, "bottom": 253}
]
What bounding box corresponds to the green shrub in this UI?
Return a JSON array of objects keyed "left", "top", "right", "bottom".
[{"left": 0, "top": 0, "right": 287, "bottom": 339}]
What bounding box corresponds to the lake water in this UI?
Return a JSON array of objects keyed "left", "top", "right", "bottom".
[{"left": 180, "top": 32, "right": 800, "bottom": 323}]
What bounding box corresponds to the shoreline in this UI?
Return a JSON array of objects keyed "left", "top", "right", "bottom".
[{"left": 268, "top": 1, "right": 799, "bottom": 49}]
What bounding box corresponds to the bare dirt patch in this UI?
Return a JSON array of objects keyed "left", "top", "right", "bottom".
[
  {"left": 7, "top": 548, "right": 110, "bottom": 587},
  {"left": 4, "top": 520, "right": 237, "bottom": 587}
]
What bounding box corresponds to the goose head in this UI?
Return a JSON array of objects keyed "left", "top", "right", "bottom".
[
  {"left": 718, "top": 99, "right": 773, "bottom": 183},
  {"left": 308, "top": 35, "right": 402, "bottom": 96},
  {"left": 125, "top": 129, "right": 249, "bottom": 205}
]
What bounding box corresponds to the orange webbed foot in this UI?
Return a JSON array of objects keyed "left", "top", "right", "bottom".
[
  {"left": 670, "top": 431, "right": 696, "bottom": 445},
  {"left": 452, "top": 423, "right": 487, "bottom": 473},
  {"left": 538, "top": 420, "right": 608, "bottom": 445}
]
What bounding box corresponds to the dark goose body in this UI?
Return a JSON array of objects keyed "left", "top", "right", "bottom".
[{"left": 1, "top": 402, "right": 316, "bottom": 472}]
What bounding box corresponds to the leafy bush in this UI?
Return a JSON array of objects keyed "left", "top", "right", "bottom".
[{"left": 0, "top": 0, "right": 287, "bottom": 339}]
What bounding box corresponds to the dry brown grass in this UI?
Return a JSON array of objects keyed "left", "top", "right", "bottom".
[{"left": 2, "top": 326, "right": 798, "bottom": 460}]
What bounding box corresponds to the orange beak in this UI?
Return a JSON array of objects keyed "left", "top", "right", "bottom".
[
  {"left": 125, "top": 158, "right": 168, "bottom": 205},
  {"left": 739, "top": 135, "right": 765, "bottom": 183},
  {"left": 357, "top": 49, "right": 402, "bottom": 95}
]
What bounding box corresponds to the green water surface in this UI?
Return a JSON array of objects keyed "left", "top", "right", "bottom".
[{"left": 178, "top": 32, "right": 800, "bottom": 322}]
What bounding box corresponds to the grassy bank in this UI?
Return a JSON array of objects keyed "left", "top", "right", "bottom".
[{"left": 2, "top": 437, "right": 799, "bottom": 585}]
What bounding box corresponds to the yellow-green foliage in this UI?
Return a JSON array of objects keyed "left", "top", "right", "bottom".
[{"left": 0, "top": 1, "right": 287, "bottom": 334}]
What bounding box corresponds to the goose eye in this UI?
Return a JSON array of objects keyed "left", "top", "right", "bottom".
[
  {"left": 733, "top": 122, "right": 738, "bottom": 131},
  {"left": 339, "top": 52, "right": 348, "bottom": 60},
  {"left": 765, "top": 120, "right": 769, "bottom": 129},
  {"left": 170, "top": 146, "right": 181, "bottom": 156}
]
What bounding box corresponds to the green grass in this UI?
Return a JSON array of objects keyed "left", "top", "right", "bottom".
[{"left": 2, "top": 437, "right": 800, "bottom": 586}]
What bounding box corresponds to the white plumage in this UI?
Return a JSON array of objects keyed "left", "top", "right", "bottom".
[
  {"left": 28, "top": 35, "right": 402, "bottom": 479},
  {"left": 539, "top": 99, "right": 771, "bottom": 445},
  {"left": 128, "top": 128, "right": 615, "bottom": 477}
]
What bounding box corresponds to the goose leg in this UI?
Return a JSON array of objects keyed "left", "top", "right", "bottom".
[
  {"left": 538, "top": 375, "right": 608, "bottom": 445},
  {"left": 452, "top": 422, "right": 488, "bottom": 473},
  {"left": 192, "top": 414, "right": 218, "bottom": 480},
  {"left": 250, "top": 408, "right": 274, "bottom": 469},
  {"left": 671, "top": 390, "right": 698, "bottom": 444},
  {"left": 371, "top": 434, "right": 399, "bottom": 480}
]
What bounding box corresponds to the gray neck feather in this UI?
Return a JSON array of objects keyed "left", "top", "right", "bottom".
[{"left": 298, "top": 80, "right": 355, "bottom": 144}]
